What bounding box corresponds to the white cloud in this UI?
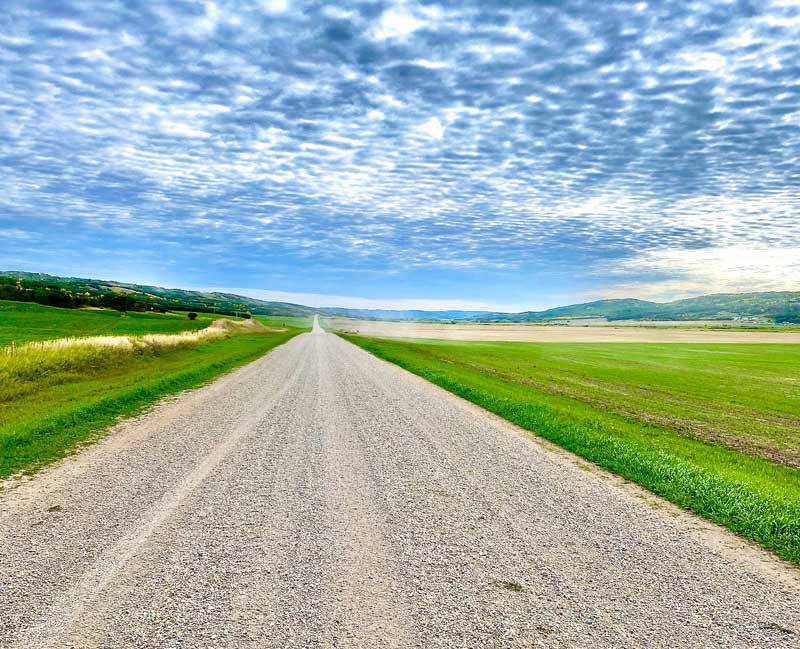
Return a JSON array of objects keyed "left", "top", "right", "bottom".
[
  {"left": 259, "top": 0, "right": 290, "bottom": 15},
  {"left": 0, "top": 228, "right": 36, "bottom": 240},
  {"left": 0, "top": 35, "right": 33, "bottom": 47},
  {"left": 412, "top": 59, "right": 449, "bottom": 69},
  {"left": 46, "top": 18, "right": 97, "bottom": 35},
  {"left": 416, "top": 116, "right": 445, "bottom": 140},
  {"left": 601, "top": 246, "right": 800, "bottom": 300},
  {"left": 159, "top": 121, "right": 211, "bottom": 139},
  {"left": 677, "top": 51, "right": 727, "bottom": 73},
  {"left": 193, "top": 1, "right": 223, "bottom": 36},
  {"left": 372, "top": 6, "right": 424, "bottom": 40}
]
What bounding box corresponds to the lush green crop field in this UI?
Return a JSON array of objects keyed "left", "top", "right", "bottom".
[
  {"left": 0, "top": 300, "right": 211, "bottom": 346},
  {"left": 0, "top": 328, "right": 303, "bottom": 480},
  {"left": 342, "top": 335, "right": 800, "bottom": 564},
  {"left": 254, "top": 315, "right": 313, "bottom": 329}
]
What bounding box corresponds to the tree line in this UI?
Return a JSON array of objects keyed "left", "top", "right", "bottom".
[{"left": 0, "top": 277, "right": 251, "bottom": 318}]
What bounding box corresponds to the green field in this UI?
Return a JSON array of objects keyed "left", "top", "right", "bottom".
[
  {"left": 342, "top": 335, "right": 800, "bottom": 564},
  {"left": 0, "top": 300, "right": 308, "bottom": 479},
  {"left": 254, "top": 314, "right": 313, "bottom": 329},
  {"left": 0, "top": 300, "right": 213, "bottom": 346}
]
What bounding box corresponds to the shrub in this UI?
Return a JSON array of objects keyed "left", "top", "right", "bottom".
[{"left": 187, "top": 312, "right": 198, "bottom": 320}]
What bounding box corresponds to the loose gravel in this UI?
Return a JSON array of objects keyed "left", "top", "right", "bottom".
[{"left": 0, "top": 318, "right": 797, "bottom": 648}]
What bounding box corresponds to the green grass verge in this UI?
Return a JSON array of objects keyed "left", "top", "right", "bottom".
[
  {"left": 0, "top": 299, "right": 212, "bottom": 346},
  {"left": 0, "top": 329, "right": 302, "bottom": 479},
  {"left": 342, "top": 335, "right": 800, "bottom": 564}
]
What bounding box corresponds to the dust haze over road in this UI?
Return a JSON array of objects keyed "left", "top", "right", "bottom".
[{"left": 1, "top": 317, "right": 797, "bottom": 647}]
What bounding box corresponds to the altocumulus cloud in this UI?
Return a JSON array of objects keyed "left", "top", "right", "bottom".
[{"left": 0, "top": 0, "right": 798, "bottom": 307}]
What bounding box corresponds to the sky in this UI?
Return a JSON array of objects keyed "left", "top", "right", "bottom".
[{"left": 1, "top": 0, "right": 798, "bottom": 311}]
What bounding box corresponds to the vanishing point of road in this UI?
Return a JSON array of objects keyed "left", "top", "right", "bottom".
[{"left": 1, "top": 318, "right": 798, "bottom": 648}]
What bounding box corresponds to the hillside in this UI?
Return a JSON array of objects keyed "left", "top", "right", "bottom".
[
  {"left": 324, "top": 293, "right": 800, "bottom": 323},
  {"left": 2, "top": 271, "right": 798, "bottom": 322},
  {"left": 509, "top": 293, "right": 800, "bottom": 323},
  {"left": 0, "top": 271, "right": 316, "bottom": 318}
]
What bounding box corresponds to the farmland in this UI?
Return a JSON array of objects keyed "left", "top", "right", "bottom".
[
  {"left": 0, "top": 300, "right": 212, "bottom": 346},
  {"left": 326, "top": 317, "right": 800, "bottom": 343},
  {"left": 342, "top": 334, "right": 800, "bottom": 563},
  {"left": 254, "top": 314, "right": 314, "bottom": 329},
  {"left": 0, "top": 301, "right": 306, "bottom": 479}
]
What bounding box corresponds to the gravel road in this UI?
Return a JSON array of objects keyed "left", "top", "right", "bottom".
[{"left": 1, "top": 318, "right": 798, "bottom": 648}]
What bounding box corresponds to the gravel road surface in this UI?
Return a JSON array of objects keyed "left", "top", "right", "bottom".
[{"left": 1, "top": 318, "right": 798, "bottom": 648}]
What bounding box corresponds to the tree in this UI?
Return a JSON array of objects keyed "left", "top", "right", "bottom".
[{"left": 187, "top": 312, "right": 198, "bottom": 320}]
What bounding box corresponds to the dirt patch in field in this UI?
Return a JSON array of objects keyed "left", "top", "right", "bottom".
[{"left": 326, "top": 318, "right": 800, "bottom": 344}]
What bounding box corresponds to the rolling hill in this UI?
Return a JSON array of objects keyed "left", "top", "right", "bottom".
[
  {"left": 476, "top": 293, "right": 800, "bottom": 323},
  {"left": 0, "top": 271, "right": 317, "bottom": 318},
  {"left": 2, "top": 271, "right": 798, "bottom": 323},
  {"left": 323, "top": 293, "right": 800, "bottom": 323}
]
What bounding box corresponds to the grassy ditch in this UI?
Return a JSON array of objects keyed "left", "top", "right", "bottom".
[
  {"left": 0, "top": 326, "right": 304, "bottom": 479},
  {"left": 341, "top": 335, "right": 800, "bottom": 564}
]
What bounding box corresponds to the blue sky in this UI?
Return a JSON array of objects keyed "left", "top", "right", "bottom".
[{"left": 1, "top": 0, "right": 798, "bottom": 310}]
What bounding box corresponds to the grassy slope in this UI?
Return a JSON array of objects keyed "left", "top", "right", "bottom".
[
  {"left": 0, "top": 300, "right": 212, "bottom": 346},
  {"left": 342, "top": 335, "right": 800, "bottom": 564},
  {"left": 0, "top": 329, "right": 303, "bottom": 479}
]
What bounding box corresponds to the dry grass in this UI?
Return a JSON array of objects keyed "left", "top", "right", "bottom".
[
  {"left": 7, "top": 317, "right": 266, "bottom": 354},
  {"left": 0, "top": 318, "right": 268, "bottom": 402}
]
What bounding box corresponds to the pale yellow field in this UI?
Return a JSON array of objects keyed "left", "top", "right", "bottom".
[{"left": 325, "top": 318, "right": 800, "bottom": 343}]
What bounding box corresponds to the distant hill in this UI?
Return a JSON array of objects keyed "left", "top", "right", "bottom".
[
  {"left": 320, "top": 308, "right": 491, "bottom": 321},
  {"left": 489, "top": 293, "right": 800, "bottom": 323},
  {"left": 1, "top": 271, "right": 798, "bottom": 323},
  {"left": 324, "top": 293, "right": 800, "bottom": 323},
  {"left": 0, "top": 271, "right": 316, "bottom": 318}
]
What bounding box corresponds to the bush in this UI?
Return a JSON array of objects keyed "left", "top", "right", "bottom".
[{"left": 187, "top": 312, "right": 198, "bottom": 320}]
